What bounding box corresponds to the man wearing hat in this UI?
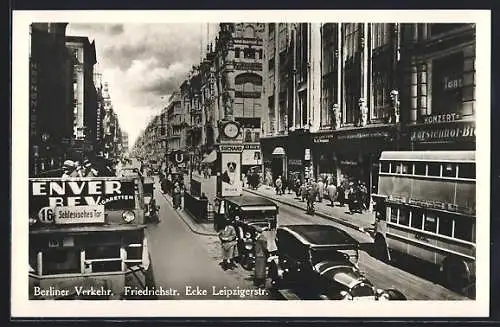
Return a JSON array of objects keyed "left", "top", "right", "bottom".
[
  {"left": 82, "top": 159, "right": 98, "bottom": 177},
  {"left": 61, "top": 160, "right": 76, "bottom": 180}
]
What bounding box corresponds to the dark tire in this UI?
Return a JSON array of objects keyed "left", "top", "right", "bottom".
[
  {"left": 240, "top": 254, "right": 254, "bottom": 271},
  {"left": 441, "top": 257, "right": 470, "bottom": 292},
  {"left": 384, "top": 289, "right": 407, "bottom": 300},
  {"left": 374, "top": 235, "right": 389, "bottom": 262}
]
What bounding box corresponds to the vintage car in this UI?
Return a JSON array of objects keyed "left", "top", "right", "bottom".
[
  {"left": 213, "top": 195, "right": 278, "bottom": 269},
  {"left": 268, "top": 224, "right": 406, "bottom": 300}
]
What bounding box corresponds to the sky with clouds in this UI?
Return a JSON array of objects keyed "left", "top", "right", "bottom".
[{"left": 66, "top": 23, "right": 219, "bottom": 147}]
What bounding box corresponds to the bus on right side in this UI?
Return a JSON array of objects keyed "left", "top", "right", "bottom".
[{"left": 371, "top": 151, "right": 475, "bottom": 294}]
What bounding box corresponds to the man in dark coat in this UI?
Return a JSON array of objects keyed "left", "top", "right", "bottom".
[{"left": 253, "top": 229, "right": 268, "bottom": 287}]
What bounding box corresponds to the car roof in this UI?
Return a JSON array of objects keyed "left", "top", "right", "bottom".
[
  {"left": 224, "top": 195, "right": 277, "bottom": 207},
  {"left": 279, "top": 224, "right": 357, "bottom": 246}
]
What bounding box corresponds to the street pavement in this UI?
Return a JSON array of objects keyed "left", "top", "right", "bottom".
[
  {"left": 144, "top": 180, "right": 271, "bottom": 300},
  {"left": 147, "top": 176, "right": 470, "bottom": 300},
  {"left": 244, "top": 185, "right": 376, "bottom": 237}
]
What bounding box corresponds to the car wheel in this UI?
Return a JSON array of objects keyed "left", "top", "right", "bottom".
[
  {"left": 240, "top": 254, "right": 254, "bottom": 271},
  {"left": 374, "top": 235, "right": 389, "bottom": 262},
  {"left": 384, "top": 288, "right": 407, "bottom": 300},
  {"left": 441, "top": 257, "right": 470, "bottom": 292}
]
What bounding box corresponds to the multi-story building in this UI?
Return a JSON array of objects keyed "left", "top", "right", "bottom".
[
  {"left": 65, "top": 36, "right": 98, "bottom": 155},
  {"left": 121, "top": 131, "right": 129, "bottom": 154},
  {"left": 165, "top": 92, "right": 187, "bottom": 159},
  {"left": 93, "top": 71, "right": 105, "bottom": 155},
  {"left": 260, "top": 23, "right": 476, "bottom": 193},
  {"left": 215, "top": 23, "right": 265, "bottom": 175},
  {"left": 29, "top": 23, "right": 74, "bottom": 176}
]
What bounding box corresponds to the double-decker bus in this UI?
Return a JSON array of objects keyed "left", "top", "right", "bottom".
[
  {"left": 371, "top": 151, "right": 475, "bottom": 292},
  {"left": 28, "top": 175, "right": 153, "bottom": 299}
]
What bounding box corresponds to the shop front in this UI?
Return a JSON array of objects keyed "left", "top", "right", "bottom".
[
  {"left": 241, "top": 143, "right": 262, "bottom": 176},
  {"left": 407, "top": 119, "right": 475, "bottom": 151},
  {"left": 260, "top": 135, "right": 287, "bottom": 185},
  {"left": 312, "top": 126, "right": 397, "bottom": 201}
]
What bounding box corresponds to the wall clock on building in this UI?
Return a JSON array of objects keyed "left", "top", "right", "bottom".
[{"left": 223, "top": 122, "right": 240, "bottom": 139}]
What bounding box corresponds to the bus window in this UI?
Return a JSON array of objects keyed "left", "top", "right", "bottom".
[
  {"left": 414, "top": 162, "right": 426, "bottom": 176},
  {"left": 390, "top": 206, "right": 398, "bottom": 223},
  {"left": 424, "top": 213, "right": 438, "bottom": 233},
  {"left": 442, "top": 163, "right": 457, "bottom": 178},
  {"left": 389, "top": 162, "right": 399, "bottom": 174},
  {"left": 411, "top": 210, "right": 424, "bottom": 229},
  {"left": 399, "top": 207, "right": 410, "bottom": 226},
  {"left": 427, "top": 163, "right": 441, "bottom": 177},
  {"left": 380, "top": 161, "right": 390, "bottom": 173},
  {"left": 458, "top": 163, "right": 475, "bottom": 179},
  {"left": 454, "top": 217, "right": 474, "bottom": 242},
  {"left": 401, "top": 162, "right": 412, "bottom": 174},
  {"left": 42, "top": 248, "right": 81, "bottom": 275},
  {"left": 438, "top": 214, "right": 454, "bottom": 237}
]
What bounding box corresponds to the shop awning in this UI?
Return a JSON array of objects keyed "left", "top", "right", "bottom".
[
  {"left": 201, "top": 150, "right": 217, "bottom": 163},
  {"left": 272, "top": 147, "right": 286, "bottom": 155}
]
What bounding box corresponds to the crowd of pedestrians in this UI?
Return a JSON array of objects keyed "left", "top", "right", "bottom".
[{"left": 270, "top": 175, "right": 370, "bottom": 215}]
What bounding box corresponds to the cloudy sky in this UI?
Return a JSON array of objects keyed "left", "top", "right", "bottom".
[{"left": 66, "top": 23, "right": 219, "bottom": 147}]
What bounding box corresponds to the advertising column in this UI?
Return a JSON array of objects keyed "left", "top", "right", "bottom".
[{"left": 218, "top": 144, "right": 244, "bottom": 197}]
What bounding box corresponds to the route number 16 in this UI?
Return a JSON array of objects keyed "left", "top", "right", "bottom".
[{"left": 38, "top": 206, "right": 54, "bottom": 224}]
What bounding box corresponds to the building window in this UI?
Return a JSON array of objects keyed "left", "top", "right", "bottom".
[
  {"left": 321, "top": 23, "right": 338, "bottom": 127},
  {"left": 244, "top": 48, "right": 256, "bottom": 59},
  {"left": 244, "top": 25, "right": 255, "bottom": 38},
  {"left": 235, "top": 48, "right": 241, "bottom": 58},
  {"left": 372, "top": 23, "right": 391, "bottom": 49},
  {"left": 431, "top": 51, "right": 468, "bottom": 115},
  {"left": 343, "top": 23, "right": 361, "bottom": 124},
  {"left": 244, "top": 129, "right": 252, "bottom": 142}
]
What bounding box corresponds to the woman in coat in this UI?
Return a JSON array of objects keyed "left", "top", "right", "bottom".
[{"left": 326, "top": 182, "right": 337, "bottom": 207}]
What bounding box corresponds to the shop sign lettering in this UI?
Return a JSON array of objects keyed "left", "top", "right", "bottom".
[
  {"left": 443, "top": 76, "right": 463, "bottom": 91},
  {"left": 243, "top": 143, "right": 260, "bottom": 150},
  {"left": 337, "top": 130, "right": 390, "bottom": 140},
  {"left": 313, "top": 133, "right": 335, "bottom": 143},
  {"left": 288, "top": 159, "right": 303, "bottom": 166},
  {"left": 422, "top": 112, "right": 462, "bottom": 124},
  {"left": 219, "top": 144, "right": 244, "bottom": 152},
  {"left": 410, "top": 123, "right": 475, "bottom": 143}
]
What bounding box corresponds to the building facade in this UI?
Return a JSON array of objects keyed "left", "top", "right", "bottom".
[
  {"left": 29, "top": 23, "right": 74, "bottom": 176},
  {"left": 65, "top": 36, "right": 99, "bottom": 156},
  {"left": 260, "top": 23, "right": 476, "bottom": 194}
]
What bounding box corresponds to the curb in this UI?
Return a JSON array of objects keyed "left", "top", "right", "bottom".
[
  {"left": 244, "top": 188, "right": 373, "bottom": 238},
  {"left": 157, "top": 189, "right": 217, "bottom": 237}
]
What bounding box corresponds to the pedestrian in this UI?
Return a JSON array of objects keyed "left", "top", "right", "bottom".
[
  {"left": 253, "top": 228, "right": 268, "bottom": 287},
  {"left": 326, "top": 181, "right": 338, "bottom": 207},
  {"left": 275, "top": 176, "right": 283, "bottom": 195},
  {"left": 61, "top": 160, "right": 76, "bottom": 180},
  {"left": 172, "top": 182, "right": 182, "bottom": 210},
  {"left": 317, "top": 178, "right": 325, "bottom": 203},
  {"left": 82, "top": 160, "right": 98, "bottom": 177},
  {"left": 306, "top": 182, "right": 316, "bottom": 214},
  {"left": 218, "top": 222, "right": 238, "bottom": 270}
]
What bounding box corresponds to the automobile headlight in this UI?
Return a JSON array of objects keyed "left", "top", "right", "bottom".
[
  {"left": 340, "top": 290, "right": 353, "bottom": 300},
  {"left": 376, "top": 289, "right": 391, "bottom": 301},
  {"left": 122, "top": 210, "right": 136, "bottom": 223},
  {"left": 29, "top": 217, "right": 37, "bottom": 226}
]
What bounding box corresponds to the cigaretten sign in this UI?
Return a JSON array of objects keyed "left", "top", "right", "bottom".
[{"left": 54, "top": 205, "right": 105, "bottom": 224}]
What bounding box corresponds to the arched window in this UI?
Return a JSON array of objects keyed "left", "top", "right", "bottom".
[{"left": 244, "top": 25, "right": 255, "bottom": 38}]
